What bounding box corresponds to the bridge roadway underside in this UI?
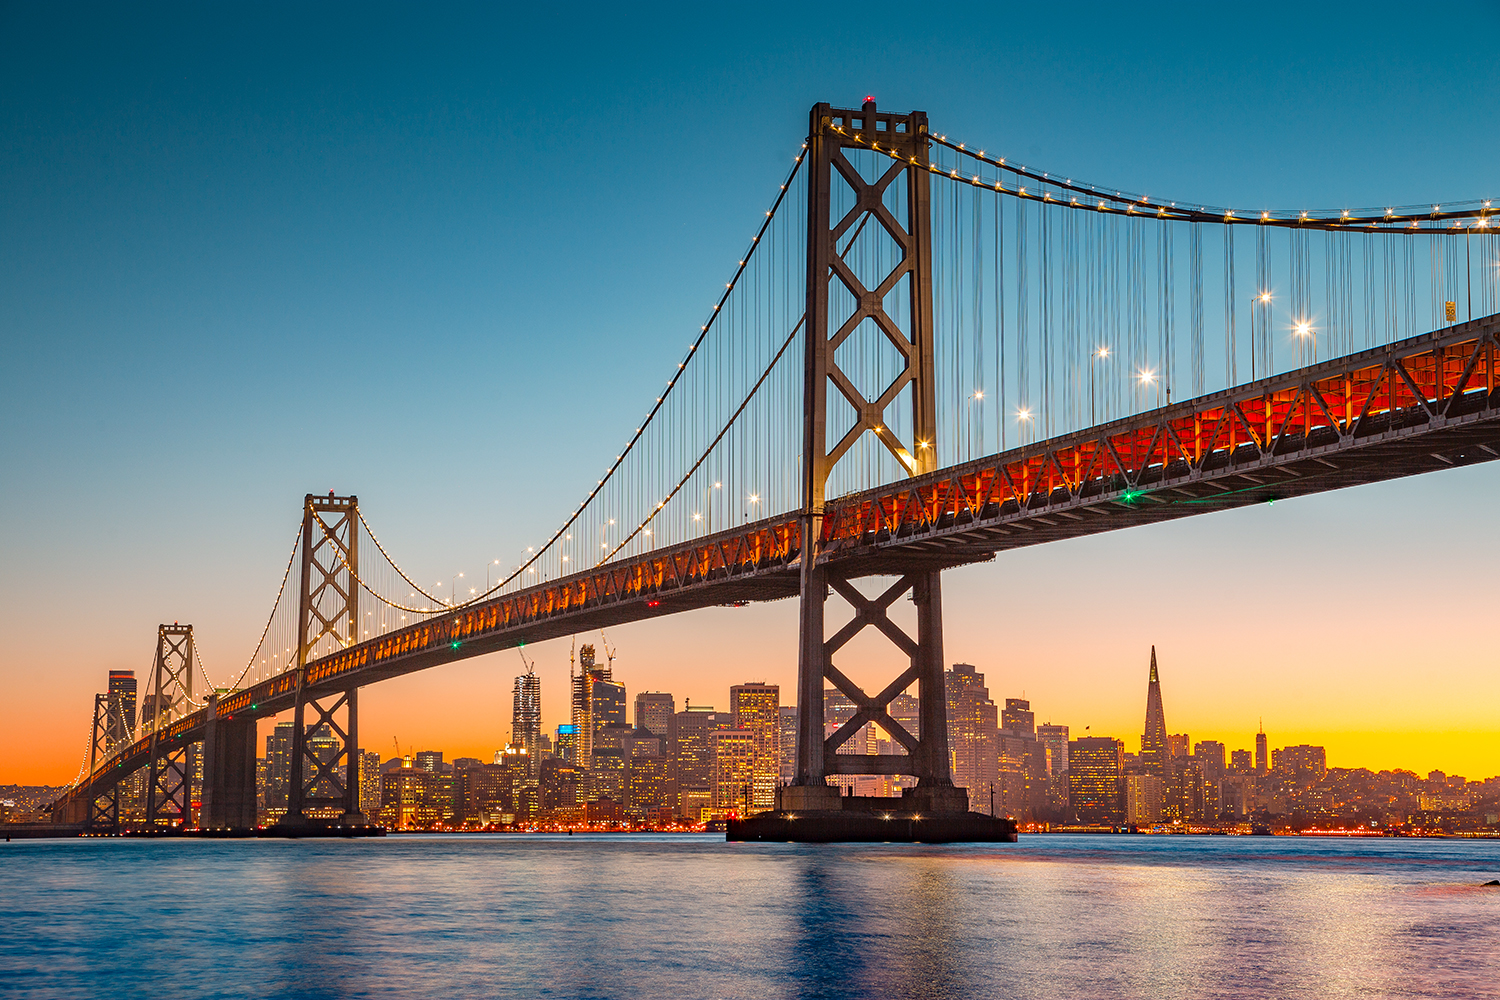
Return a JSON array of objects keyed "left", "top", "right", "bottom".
[{"left": 62, "top": 317, "right": 1500, "bottom": 816}]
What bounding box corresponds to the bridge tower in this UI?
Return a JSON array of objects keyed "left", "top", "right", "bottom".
[
  {"left": 143, "top": 624, "right": 197, "bottom": 827},
  {"left": 782, "top": 99, "right": 967, "bottom": 819},
  {"left": 282, "top": 493, "right": 365, "bottom": 827},
  {"left": 84, "top": 693, "right": 119, "bottom": 829}
]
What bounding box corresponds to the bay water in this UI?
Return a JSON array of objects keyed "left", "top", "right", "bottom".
[{"left": 3, "top": 833, "right": 1497, "bottom": 999}]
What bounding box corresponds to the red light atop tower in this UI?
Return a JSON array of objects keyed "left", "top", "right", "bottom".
[{"left": 864, "top": 95, "right": 875, "bottom": 104}]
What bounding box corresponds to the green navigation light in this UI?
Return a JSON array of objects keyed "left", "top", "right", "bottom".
[
  {"left": 1120, "top": 489, "right": 1144, "bottom": 504},
  {"left": 451, "top": 641, "right": 461, "bottom": 650},
  {"left": 251, "top": 704, "right": 257, "bottom": 710}
]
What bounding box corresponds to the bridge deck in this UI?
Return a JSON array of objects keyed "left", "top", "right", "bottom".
[{"left": 64, "top": 315, "right": 1500, "bottom": 809}]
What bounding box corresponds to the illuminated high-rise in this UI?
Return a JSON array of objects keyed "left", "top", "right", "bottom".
[
  {"left": 730, "top": 682, "right": 780, "bottom": 811},
  {"left": 1037, "top": 724, "right": 1070, "bottom": 775},
  {"left": 512, "top": 668, "right": 541, "bottom": 772},
  {"left": 945, "top": 663, "right": 998, "bottom": 815},
  {"left": 1255, "top": 725, "right": 1269, "bottom": 776},
  {"left": 105, "top": 671, "right": 137, "bottom": 753},
  {"left": 571, "top": 644, "right": 624, "bottom": 771},
  {"left": 634, "top": 691, "right": 676, "bottom": 741},
  {"left": 1069, "top": 737, "right": 1125, "bottom": 825},
  {"left": 674, "top": 704, "right": 726, "bottom": 816},
  {"left": 1140, "top": 647, "right": 1169, "bottom": 777},
  {"left": 711, "top": 729, "right": 757, "bottom": 815}
]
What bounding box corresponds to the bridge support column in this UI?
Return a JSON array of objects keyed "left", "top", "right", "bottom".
[
  {"left": 279, "top": 492, "right": 368, "bottom": 829},
  {"left": 786, "top": 564, "right": 960, "bottom": 804},
  {"left": 734, "top": 100, "right": 1011, "bottom": 841},
  {"left": 200, "top": 698, "right": 258, "bottom": 830},
  {"left": 283, "top": 685, "right": 364, "bottom": 827},
  {"left": 145, "top": 742, "right": 190, "bottom": 829}
]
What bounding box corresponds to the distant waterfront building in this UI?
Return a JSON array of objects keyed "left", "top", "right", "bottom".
[
  {"left": 455, "top": 761, "right": 505, "bottom": 826},
  {"left": 1273, "top": 744, "right": 1327, "bottom": 785},
  {"left": 512, "top": 668, "right": 542, "bottom": 772},
  {"left": 1069, "top": 737, "right": 1124, "bottom": 825},
  {"left": 1037, "top": 724, "right": 1070, "bottom": 775},
  {"left": 1230, "top": 748, "right": 1253, "bottom": 773},
  {"left": 1125, "top": 773, "right": 1164, "bottom": 825},
  {"left": 380, "top": 757, "right": 450, "bottom": 829},
  {"left": 679, "top": 786, "right": 713, "bottom": 823},
  {"left": 1194, "top": 741, "right": 1226, "bottom": 783},
  {"left": 778, "top": 705, "right": 799, "bottom": 784},
  {"left": 591, "top": 724, "right": 633, "bottom": 803},
  {"left": 414, "top": 750, "right": 444, "bottom": 773},
  {"left": 1194, "top": 740, "right": 1227, "bottom": 818},
  {"left": 1001, "top": 698, "right": 1035, "bottom": 736},
  {"left": 1140, "top": 647, "right": 1169, "bottom": 778},
  {"left": 539, "top": 757, "right": 584, "bottom": 814},
  {"left": 625, "top": 753, "right": 672, "bottom": 817},
  {"left": 570, "top": 644, "right": 621, "bottom": 771},
  {"left": 997, "top": 698, "right": 1044, "bottom": 819},
  {"left": 1255, "top": 725, "right": 1269, "bottom": 776},
  {"left": 1164, "top": 759, "right": 1207, "bottom": 823},
  {"left": 674, "top": 705, "right": 727, "bottom": 815},
  {"left": 946, "top": 664, "right": 999, "bottom": 816},
  {"left": 634, "top": 692, "right": 676, "bottom": 742},
  {"left": 1167, "top": 734, "right": 1190, "bottom": 759},
  {"left": 730, "top": 683, "right": 780, "bottom": 811},
  {"left": 711, "top": 729, "right": 758, "bottom": 815},
  {"left": 554, "top": 724, "right": 580, "bottom": 763},
  {"left": 263, "top": 721, "right": 295, "bottom": 816},
  {"left": 359, "top": 750, "right": 382, "bottom": 818}
]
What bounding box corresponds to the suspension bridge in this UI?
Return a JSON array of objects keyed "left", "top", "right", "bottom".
[{"left": 51, "top": 100, "right": 1500, "bottom": 838}]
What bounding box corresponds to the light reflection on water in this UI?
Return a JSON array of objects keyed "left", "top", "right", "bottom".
[{"left": 2, "top": 833, "right": 1497, "bottom": 999}]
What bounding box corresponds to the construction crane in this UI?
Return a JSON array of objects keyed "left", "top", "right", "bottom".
[
  {"left": 516, "top": 645, "right": 535, "bottom": 675},
  {"left": 599, "top": 630, "right": 617, "bottom": 671}
]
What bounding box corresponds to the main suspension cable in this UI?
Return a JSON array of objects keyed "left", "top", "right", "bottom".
[{"left": 840, "top": 126, "right": 1496, "bottom": 231}]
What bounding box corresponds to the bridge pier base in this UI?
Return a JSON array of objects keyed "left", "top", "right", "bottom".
[
  {"left": 280, "top": 685, "right": 367, "bottom": 830},
  {"left": 732, "top": 556, "right": 1015, "bottom": 843},
  {"left": 200, "top": 703, "right": 258, "bottom": 831}
]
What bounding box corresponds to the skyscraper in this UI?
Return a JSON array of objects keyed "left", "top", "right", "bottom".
[
  {"left": 512, "top": 668, "right": 541, "bottom": 772},
  {"left": 359, "top": 750, "right": 382, "bottom": 818},
  {"left": 553, "top": 724, "right": 579, "bottom": 762},
  {"left": 1037, "top": 724, "right": 1070, "bottom": 775},
  {"left": 673, "top": 704, "right": 726, "bottom": 817},
  {"left": 1070, "top": 737, "right": 1125, "bottom": 825},
  {"left": 777, "top": 705, "right": 799, "bottom": 784},
  {"left": 634, "top": 692, "right": 676, "bottom": 741},
  {"left": 105, "top": 671, "right": 137, "bottom": 753},
  {"left": 945, "top": 664, "right": 998, "bottom": 814},
  {"left": 1141, "top": 646, "right": 1169, "bottom": 778},
  {"left": 1255, "top": 724, "right": 1269, "bottom": 776},
  {"left": 570, "top": 644, "right": 623, "bottom": 771},
  {"left": 1001, "top": 698, "right": 1035, "bottom": 735},
  {"left": 711, "top": 729, "right": 757, "bottom": 815},
  {"left": 730, "top": 682, "right": 780, "bottom": 811},
  {"left": 263, "top": 721, "right": 295, "bottom": 817}
]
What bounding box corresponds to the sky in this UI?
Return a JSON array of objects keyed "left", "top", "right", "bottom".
[{"left": 3, "top": 1, "right": 1498, "bottom": 785}]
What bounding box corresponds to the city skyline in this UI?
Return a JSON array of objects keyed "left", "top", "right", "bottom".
[{"left": 4, "top": 4, "right": 1498, "bottom": 787}]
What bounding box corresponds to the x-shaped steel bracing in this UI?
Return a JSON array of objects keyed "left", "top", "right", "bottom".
[
  {"left": 824, "top": 151, "right": 925, "bottom": 474},
  {"left": 821, "top": 575, "right": 923, "bottom": 759}
]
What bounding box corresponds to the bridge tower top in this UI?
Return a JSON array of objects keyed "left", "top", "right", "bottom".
[
  {"left": 802, "top": 99, "right": 936, "bottom": 517},
  {"left": 298, "top": 493, "right": 359, "bottom": 669}
]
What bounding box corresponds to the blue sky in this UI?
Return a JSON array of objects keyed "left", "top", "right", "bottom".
[{"left": 3, "top": 1, "right": 1498, "bottom": 781}]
